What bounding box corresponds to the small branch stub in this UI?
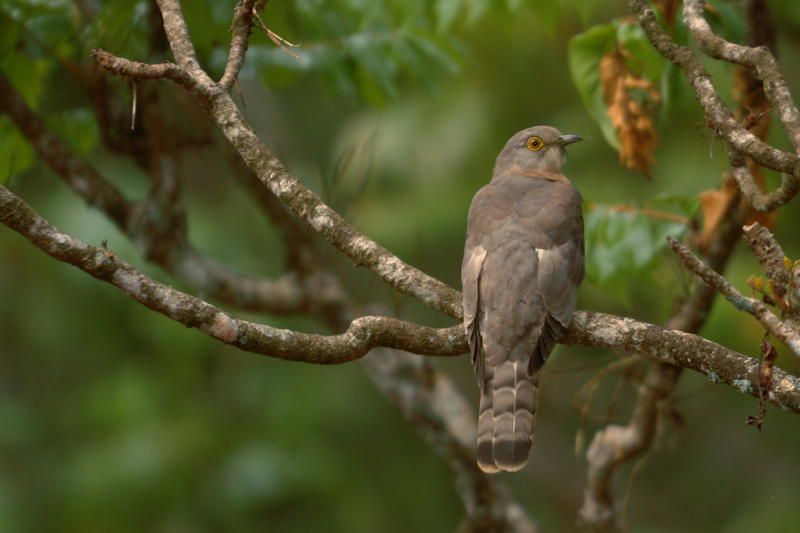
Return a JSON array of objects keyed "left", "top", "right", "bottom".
[
  {"left": 668, "top": 236, "right": 800, "bottom": 359},
  {"left": 744, "top": 333, "right": 778, "bottom": 432},
  {"left": 743, "top": 222, "right": 791, "bottom": 303}
]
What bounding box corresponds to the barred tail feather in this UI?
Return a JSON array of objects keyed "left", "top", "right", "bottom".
[
  {"left": 477, "top": 383, "right": 499, "bottom": 473},
  {"left": 476, "top": 351, "right": 540, "bottom": 473}
]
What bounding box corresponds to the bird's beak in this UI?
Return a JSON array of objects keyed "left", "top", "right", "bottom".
[{"left": 554, "top": 134, "right": 583, "bottom": 146}]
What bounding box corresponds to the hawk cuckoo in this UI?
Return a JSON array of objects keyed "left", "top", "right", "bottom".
[{"left": 462, "top": 126, "right": 585, "bottom": 473}]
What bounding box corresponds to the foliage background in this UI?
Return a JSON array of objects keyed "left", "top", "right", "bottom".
[{"left": 2, "top": 0, "right": 800, "bottom": 531}]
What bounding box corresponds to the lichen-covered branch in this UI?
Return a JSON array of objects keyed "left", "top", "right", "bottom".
[
  {"left": 629, "top": 0, "right": 800, "bottom": 212},
  {"left": 563, "top": 311, "right": 800, "bottom": 413},
  {"left": 8, "top": 4, "right": 800, "bottom": 528},
  {"left": 0, "top": 72, "right": 341, "bottom": 317},
  {"left": 578, "top": 3, "right": 800, "bottom": 527},
  {"left": 742, "top": 221, "right": 791, "bottom": 302},
  {"left": 578, "top": 362, "right": 680, "bottom": 531},
  {"left": 91, "top": 12, "right": 463, "bottom": 320},
  {"left": 156, "top": 0, "right": 211, "bottom": 84},
  {"left": 90, "top": 49, "right": 198, "bottom": 89},
  {"left": 682, "top": 0, "right": 800, "bottom": 153},
  {"left": 4, "top": 184, "right": 799, "bottom": 411},
  {"left": 0, "top": 73, "right": 133, "bottom": 230},
  {"left": 577, "top": 129, "right": 753, "bottom": 529},
  {"left": 0, "top": 185, "right": 464, "bottom": 362},
  {"left": 221, "top": 142, "right": 317, "bottom": 273},
  {"left": 668, "top": 236, "right": 800, "bottom": 358},
  {"left": 218, "top": 0, "right": 257, "bottom": 91},
  {"left": 727, "top": 147, "right": 799, "bottom": 213}
]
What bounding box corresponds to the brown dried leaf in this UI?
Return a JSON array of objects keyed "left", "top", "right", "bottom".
[
  {"left": 745, "top": 334, "right": 778, "bottom": 432},
  {"left": 698, "top": 172, "right": 739, "bottom": 252},
  {"left": 599, "top": 49, "right": 660, "bottom": 179},
  {"left": 654, "top": 0, "right": 682, "bottom": 32}
]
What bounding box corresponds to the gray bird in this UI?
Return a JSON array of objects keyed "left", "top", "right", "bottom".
[{"left": 462, "top": 126, "right": 585, "bottom": 473}]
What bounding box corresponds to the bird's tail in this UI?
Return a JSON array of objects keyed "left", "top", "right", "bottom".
[{"left": 477, "top": 356, "right": 540, "bottom": 473}]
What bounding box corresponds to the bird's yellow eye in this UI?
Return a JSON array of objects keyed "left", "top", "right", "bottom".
[{"left": 527, "top": 137, "right": 543, "bottom": 151}]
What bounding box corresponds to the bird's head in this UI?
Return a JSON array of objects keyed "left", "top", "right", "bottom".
[{"left": 493, "top": 126, "right": 583, "bottom": 178}]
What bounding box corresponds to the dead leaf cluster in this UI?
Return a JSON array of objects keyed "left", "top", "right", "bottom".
[{"left": 599, "top": 47, "right": 661, "bottom": 179}]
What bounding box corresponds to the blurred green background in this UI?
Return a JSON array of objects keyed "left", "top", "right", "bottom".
[{"left": 2, "top": 0, "right": 800, "bottom": 531}]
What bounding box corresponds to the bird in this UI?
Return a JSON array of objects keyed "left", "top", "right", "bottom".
[{"left": 462, "top": 125, "right": 585, "bottom": 473}]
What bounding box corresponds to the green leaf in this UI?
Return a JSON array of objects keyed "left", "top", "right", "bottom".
[
  {"left": 0, "top": 52, "right": 48, "bottom": 110},
  {"left": 245, "top": 0, "right": 474, "bottom": 105},
  {"left": 571, "top": 0, "right": 604, "bottom": 25},
  {"left": 85, "top": 0, "right": 150, "bottom": 58},
  {"left": 528, "top": 0, "right": 560, "bottom": 37},
  {"left": 46, "top": 109, "right": 99, "bottom": 158},
  {"left": 568, "top": 23, "right": 618, "bottom": 150},
  {"left": 704, "top": 0, "right": 746, "bottom": 44},
  {"left": 390, "top": 35, "right": 440, "bottom": 93},
  {"left": 247, "top": 44, "right": 311, "bottom": 89},
  {"left": 465, "top": 0, "right": 491, "bottom": 24},
  {"left": 0, "top": 14, "right": 22, "bottom": 56},
  {"left": 616, "top": 22, "right": 662, "bottom": 84},
  {"left": 435, "top": 0, "right": 463, "bottom": 31},
  {"left": 584, "top": 204, "right": 690, "bottom": 304},
  {"left": 408, "top": 30, "right": 464, "bottom": 76},
  {"left": 20, "top": 3, "right": 76, "bottom": 51},
  {"left": 348, "top": 34, "right": 398, "bottom": 107},
  {"left": 182, "top": 0, "right": 235, "bottom": 62},
  {"left": 645, "top": 193, "right": 701, "bottom": 219},
  {"left": 0, "top": 116, "right": 34, "bottom": 184},
  {"left": 570, "top": 19, "right": 672, "bottom": 153}
]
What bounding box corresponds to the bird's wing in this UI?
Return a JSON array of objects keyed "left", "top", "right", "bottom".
[
  {"left": 462, "top": 182, "right": 512, "bottom": 389},
  {"left": 463, "top": 178, "right": 546, "bottom": 472},
  {"left": 517, "top": 178, "right": 585, "bottom": 374}
]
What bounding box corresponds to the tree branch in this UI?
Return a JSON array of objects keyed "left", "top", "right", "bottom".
[
  {"left": 579, "top": 5, "right": 796, "bottom": 527},
  {"left": 91, "top": 40, "right": 463, "bottom": 321},
  {"left": 682, "top": 0, "right": 800, "bottom": 152},
  {"left": 578, "top": 362, "right": 680, "bottom": 531},
  {"left": 562, "top": 311, "right": 800, "bottom": 414},
  {"left": 629, "top": 0, "right": 800, "bottom": 211},
  {"left": 668, "top": 236, "right": 800, "bottom": 359},
  {"left": 218, "top": 0, "right": 257, "bottom": 91},
  {"left": 90, "top": 49, "right": 199, "bottom": 89},
  {"left": 155, "top": 0, "right": 211, "bottom": 84},
  {"left": 0, "top": 184, "right": 463, "bottom": 362},
  {"left": 726, "top": 146, "right": 800, "bottom": 213},
  {"left": 0, "top": 72, "right": 344, "bottom": 317},
  {"left": 742, "top": 221, "right": 791, "bottom": 302},
  {"left": 221, "top": 140, "right": 317, "bottom": 273},
  {"left": 3, "top": 185, "right": 798, "bottom": 412},
  {"left": 578, "top": 156, "right": 751, "bottom": 531},
  {"left": 0, "top": 73, "right": 133, "bottom": 230}
]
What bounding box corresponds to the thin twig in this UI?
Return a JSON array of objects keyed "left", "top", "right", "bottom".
[
  {"left": 251, "top": 9, "right": 308, "bottom": 60},
  {"left": 91, "top": 49, "right": 200, "bottom": 90},
  {"left": 668, "top": 236, "right": 800, "bottom": 358},
  {"left": 219, "top": 0, "right": 258, "bottom": 91},
  {"left": 130, "top": 79, "right": 137, "bottom": 129}
]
